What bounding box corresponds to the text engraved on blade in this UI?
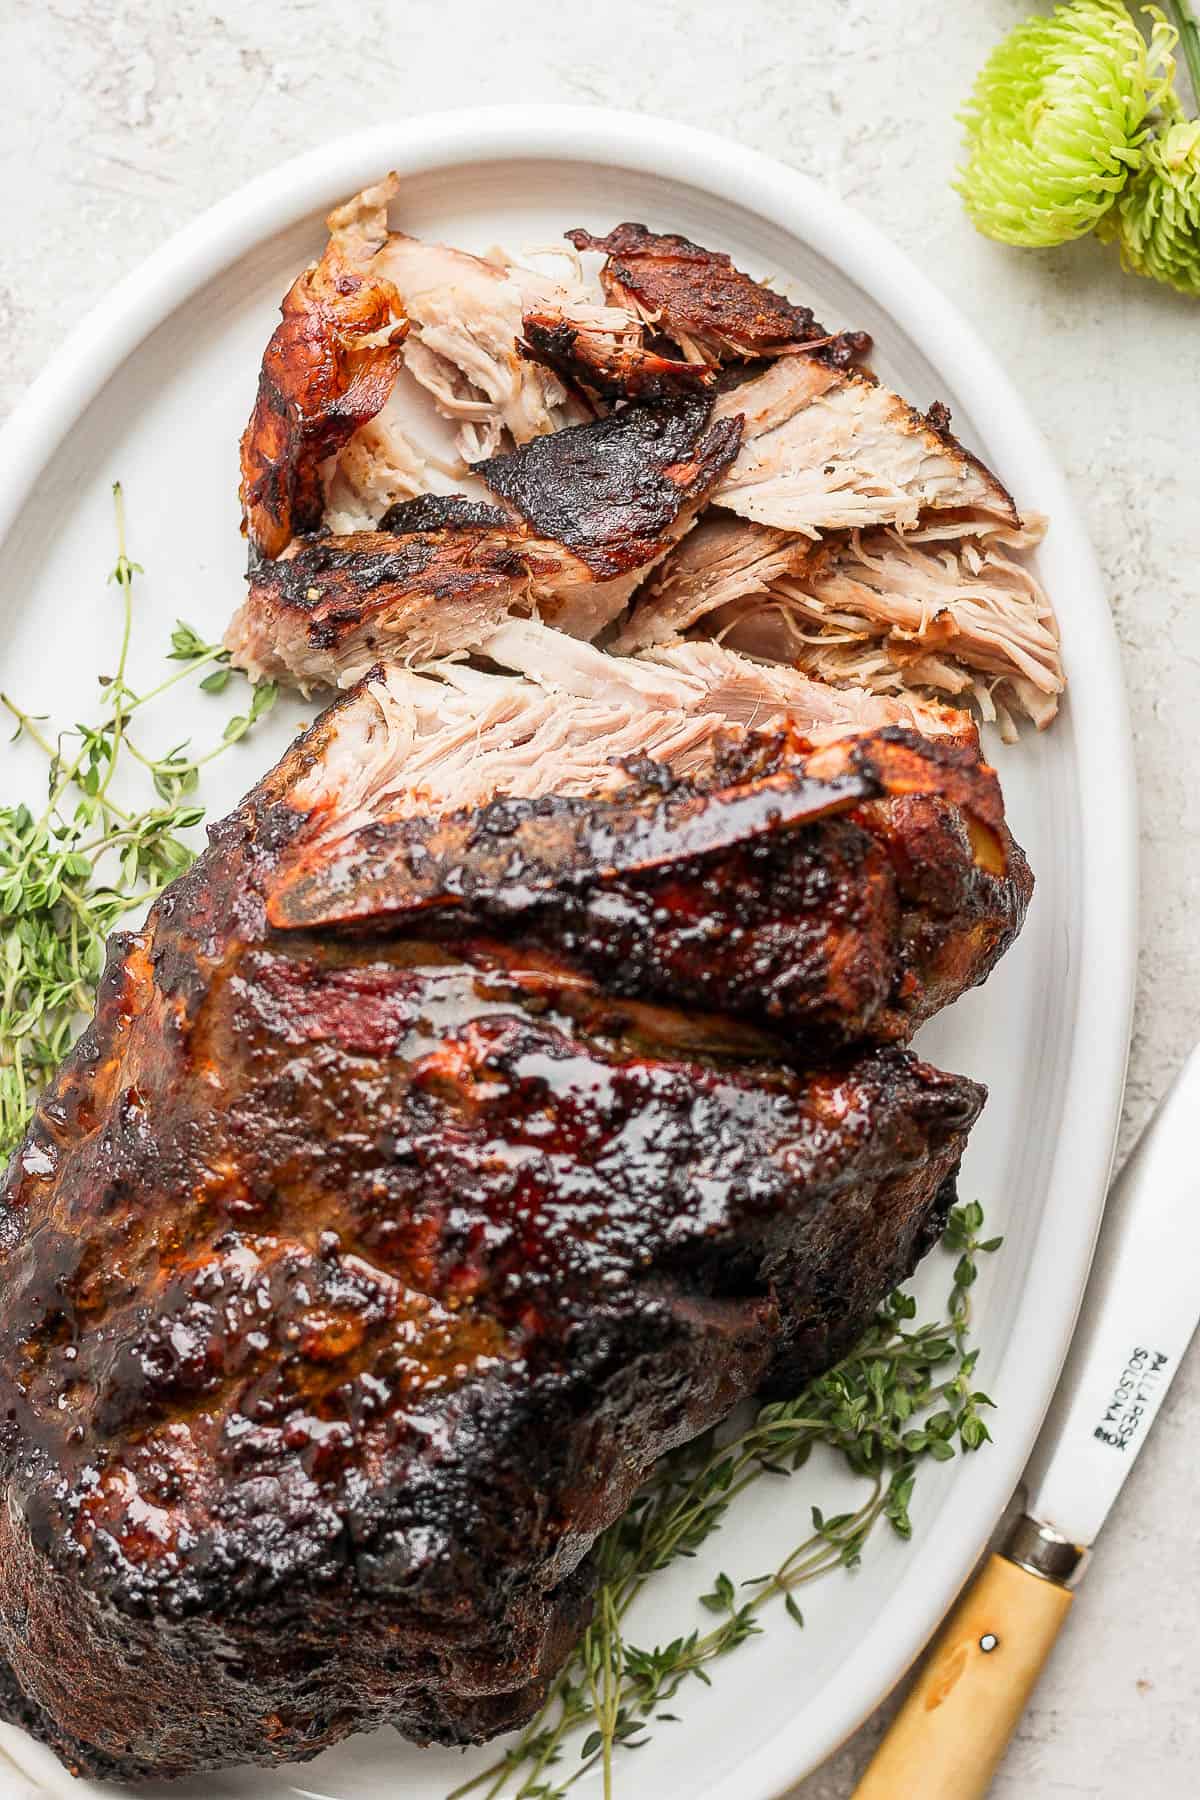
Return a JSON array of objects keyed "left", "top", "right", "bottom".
[{"left": 1092, "top": 1346, "right": 1170, "bottom": 1452}]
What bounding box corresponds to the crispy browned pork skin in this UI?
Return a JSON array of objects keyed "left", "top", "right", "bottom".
[
  {"left": 225, "top": 396, "right": 743, "bottom": 688},
  {"left": 0, "top": 667, "right": 999, "bottom": 1780},
  {"left": 520, "top": 302, "right": 715, "bottom": 401},
  {"left": 239, "top": 191, "right": 410, "bottom": 560},
  {"left": 567, "top": 222, "right": 872, "bottom": 367},
  {"left": 238, "top": 178, "right": 625, "bottom": 558},
  {"left": 469, "top": 390, "right": 742, "bottom": 579}
]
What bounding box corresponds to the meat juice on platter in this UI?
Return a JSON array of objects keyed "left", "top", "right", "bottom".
[{"left": 0, "top": 174, "right": 1060, "bottom": 1783}]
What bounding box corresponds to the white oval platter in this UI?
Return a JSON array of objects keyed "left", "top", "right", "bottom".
[{"left": 0, "top": 105, "right": 1136, "bottom": 1800}]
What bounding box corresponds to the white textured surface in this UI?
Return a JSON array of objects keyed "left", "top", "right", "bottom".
[{"left": 0, "top": 4, "right": 1196, "bottom": 1796}]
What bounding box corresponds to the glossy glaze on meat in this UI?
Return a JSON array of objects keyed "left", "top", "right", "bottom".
[
  {"left": 271, "top": 726, "right": 1030, "bottom": 1048},
  {"left": 239, "top": 193, "right": 410, "bottom": 560}
]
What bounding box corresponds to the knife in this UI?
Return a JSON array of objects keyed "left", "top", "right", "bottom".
[{"left": 853, "top": 1045, "right": 1200, "bottom": 1800}]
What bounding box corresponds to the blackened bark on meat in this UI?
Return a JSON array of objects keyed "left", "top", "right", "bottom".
[
  {"left": 248, "top": 527, "right": 534, "bottom": 651},
  {"left": 377, "top": 493, "right": 515, "bottom": 534},
  {"left": 229, "top": 400, "right": 743, "bottom": 689},
  {"left": 567, "top": 222, "right": 871, "bottom": 367},
  {"left": 472, "top": 395, "right": 744, "bottom": 579},
  {"left": 520, "top": 309, "right": 715, "bottom": 402}
]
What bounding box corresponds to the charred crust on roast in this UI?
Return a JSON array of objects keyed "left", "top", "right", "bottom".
[
  {"left": 377, "top": 493, "right": 515, "bottom": 534},
  {"left": 471, "top": 396, "right": 743, "bottom": 578},
  {"left": 0, "top": 788, "right": 985, "bottom": 1768},
  {"left": 245, "top": 527, "right": 534, "bottom": 648},
  {"left": 519, "top": 310, "right": 716, "bottom": 402},
  {"left": 266, "top": 727, "right": 1029, "bottom": 1047}
]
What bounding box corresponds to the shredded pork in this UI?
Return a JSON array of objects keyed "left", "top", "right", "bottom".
[
  {"left": 712, "top": 360, "right": 1017, "bottom": 536},
  {"left": 615, "top": 510, "right": 1060, "bottom": 734},
  {"left": 235, "top": 174, "right": 1062, "bottom": 748},
  {"left": 711, "top": 516, "right": 1059, "bottom": 736},
  {"left": 290, "top": 618, "right": 967, "bottom": 842},
  {"left": 324, "top": 178, "right": 604, "bottom": 460},
  {"left": 226, "top": 397, "right": 742, "bottom": 692},
  {"left": 613, "top": 515, "right": 823, "bottom": 651}
]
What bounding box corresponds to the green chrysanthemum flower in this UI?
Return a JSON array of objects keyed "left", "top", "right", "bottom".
[
  {"left": 957, "top": 2, "right": 1178, "bottom": 247},
  {"left": 1100, "top": 115, "right": 1200, "bottom": 291}
]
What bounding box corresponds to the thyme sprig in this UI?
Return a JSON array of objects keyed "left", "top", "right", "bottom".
[
  {"left": 448, "top": 1207, "right": 1000, "bottom": 1800},
  {"left": 0, "top": 484, "right": 276, "bottom": 1159}
]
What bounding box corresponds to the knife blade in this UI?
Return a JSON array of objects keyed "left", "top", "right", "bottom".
[
  {"left": 1018, "top": 1039, "right": 1200, "bottom": 1565},
  {"left": 853, "top": 1045, "right": 1200, "bottom": 1800}
]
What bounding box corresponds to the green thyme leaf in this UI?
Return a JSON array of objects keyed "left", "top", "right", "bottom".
[
  {"left": 0, "top": 485, "right": 280, "bottom": 1161},
  {"left": 446, "top": 1207, "right": 1001, "bottom": 1800}
]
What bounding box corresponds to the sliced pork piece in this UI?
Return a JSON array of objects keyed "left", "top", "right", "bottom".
[
  {"left": 393, "top": 243, "right": 584, "bottom": 459},
  {"left": 225, "top": 397, "right": 743, "bottom": 690},
  {"left": 520, "top": 302, "right": 715, "bottom": 401},
  {"left": 667, "top": 515, "right": 1062, "bottom": 737},
  {"left": 711, "top": 360, "right": 1018, "bottom": 536},
  {"left": 226, "top": 524, "right": 544, "bottom": 689},
  {"left": 225, "top": 521, "right": 658, "bottom": 691},
  {"left": 567, "top": 222, "right": 871, "bottom": 367},
  {"left": 239, "top": 188, "right": 410, "bottom": 559},
  {"left": 272, "top": 720, "right": 1031, "bottom": 1048}
]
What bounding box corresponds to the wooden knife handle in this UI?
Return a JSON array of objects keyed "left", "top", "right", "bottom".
[{"left": 851, "top": 1552, "right": 1073, "bottom": 1800}]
